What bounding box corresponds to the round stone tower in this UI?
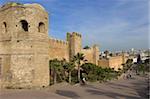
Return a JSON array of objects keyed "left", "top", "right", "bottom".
[{"left": 0, "top": 2, "right": 49, "bottom": 88}]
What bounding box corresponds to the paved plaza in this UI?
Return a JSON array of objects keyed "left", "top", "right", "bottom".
[{"left": 0, "top": 75, "right": 149, "bottom": 99}]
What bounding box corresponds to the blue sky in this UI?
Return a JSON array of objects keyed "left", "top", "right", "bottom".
[{"left": 0, "top": 0, "right": 149, "bottom": 51}]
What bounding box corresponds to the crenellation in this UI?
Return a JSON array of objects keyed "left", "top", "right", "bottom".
[
  {"left": 49, "top": 38, "right": 69, "bottom": 61},
  {"left": 72, "top": 32, "right": 81, "bottom": 37},
  {"left": 49, "top": 38, "right": 68, "bottom": 45}
]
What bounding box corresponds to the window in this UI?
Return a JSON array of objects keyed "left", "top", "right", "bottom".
[
  {"left": 20, "top": 20, "right": 28, "bottom": 32},
  {"left": 38, "top": 22, "right": 45, "bottom": 33},
  {"left": 2, "top": 22, "right": 7, "bottom": 33}
]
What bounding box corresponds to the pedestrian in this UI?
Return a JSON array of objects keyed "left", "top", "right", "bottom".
[
  {"left": 81, "top": 78, "right": 86, "bottom": 85},
  {"left": 129, "top": 74, "right": 132, "bottom": 78}
]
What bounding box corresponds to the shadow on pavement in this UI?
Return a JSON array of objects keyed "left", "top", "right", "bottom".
[
  {"left": 81, "top": 84, "right": 100, "bottom": 90},
  {"left": 86, "top": 89, "right": 140, "bottom": 99},
  {"left": 85, "top": 75, "right": 149, "bottom": 99},
  {"left": 55, "top": 90, "right": 80, "bottom": 99},
  {"left": 131, "top": 81, "right": 149, "bottom": 99}
]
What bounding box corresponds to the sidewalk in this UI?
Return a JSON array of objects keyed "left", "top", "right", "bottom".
[{"left": 0, "top": 75, "right": 148, "bottom": 99}]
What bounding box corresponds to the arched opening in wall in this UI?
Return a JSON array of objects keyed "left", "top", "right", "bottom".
[
  {"left": 2, "top": 22, "right": 7, "bottom": 33},
  {"left": 20, "top": 20, "right": 28, "bottom": 32},
  {"left": 0, "top": 58, "right": 2, "bottom": 78},
  {"left": 38, "top": 22, "right": 45, "bottom": 33}
]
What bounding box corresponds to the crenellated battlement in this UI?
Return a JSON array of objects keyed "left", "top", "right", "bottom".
[
  {"left": 72, "top": 32, "right": 82, "bottom": 37},
  {"left": 49, "top": 38, "right": 68, "bottom": 45},
  {"left": 0, "top": 2, "right": 23, "bottom": 9},
  {"left": 0, "top": 2, "right": 46, "bottom": 12},
  {"left": 49, "top": 37, "right": 69, "bottom": 61},
  {"left": 67, "top": 32, "right": 81, "bottom": 38}
]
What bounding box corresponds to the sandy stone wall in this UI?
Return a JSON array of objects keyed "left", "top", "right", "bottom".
[
  {"left": 49, "top": 38, "right": 69, "bottom": 61},
  {"left": 109, "top": 56, "right": 123, "bottom": 70},
  {"left": 98, "top": 59, "right": 110, "bottom": 68},
  {"left": 98, "top": 55, "right": 124, "bottom": 71},
  {"left": 0, "top": 3, "right": 49, "bottom": 88},
  {"left": 82, "top": 49, "right": 94, "bottom": 63},
  {"left": 81, "top": 45, "right": 99, "bottom": 65},
  {"left": 67, "top": 32, "right": 82, "bottom": 60}
]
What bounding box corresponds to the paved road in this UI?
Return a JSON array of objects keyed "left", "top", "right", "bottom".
[{"left": 0, "top": 75, "right": 149, "bottom": 99}]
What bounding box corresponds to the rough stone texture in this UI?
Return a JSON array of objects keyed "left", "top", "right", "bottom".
[
  {"left": 81, "top": 45, "right": 100, "bottom": 65},
  {"left": 67, "top": 32, "right": 82, "bottom": 61},
  {"left": 49, "top": 38, "right": 69, "bottom": 61},
  {"left": 0, "top": 3, "right": 49, "bottom": 88},
  {"left": 98, "top": 55, "right": 126, "bottom": 71}
]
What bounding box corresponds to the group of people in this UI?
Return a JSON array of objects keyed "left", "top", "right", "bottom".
[{"left": 122, "top": 70, "right": 133, "bottom": 79}]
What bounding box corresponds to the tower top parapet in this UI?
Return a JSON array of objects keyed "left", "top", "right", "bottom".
[
  {"left": 72, "top": 32, "right": 82, "bottom": 37},
  {"left": 0, "top": 2, "right": 45, "bottom": 11},
  {"left": 67, "top": 32, "right": 81, "bottom": 38}
]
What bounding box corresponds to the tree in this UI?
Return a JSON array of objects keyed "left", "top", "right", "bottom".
[
  {"left": 81, "top": 63, "right": 118, "bottom": 82},
  {"left": 83, "top": 46, "right": 90, "bottom": 49},
  {"left": 81, "top": 63, "right": 98, "bottom": 81},
  {"left": 137, "top": 54, "right": 142, "bottom": 64},
  {"left": 122, "top": 59, "right": 133, "bottom": 72},
  {"left": 63, "top": 60, "right": 75, "bottom": 84},
  {"left": 73, "top": 53, "right": 85, "bottom": 83},
  {"left": 137, "top": 64, "right": 146, "bottom": 75},
  {"left": 126, "top": 59, "right": 133, "bottom": 64},
  {"left": 144, "top": 59, "right": 150, "bottom": 64},
  {"left": 96, "top": 67, "right": 105, "bottom": 81},
  {"left": 49, "top": 59, "right": 63, "bottom": 84}
]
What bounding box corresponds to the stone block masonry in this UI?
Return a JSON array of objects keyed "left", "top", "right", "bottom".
[{"left": 0, "top": 2, "right": 49, "bottom": 88}]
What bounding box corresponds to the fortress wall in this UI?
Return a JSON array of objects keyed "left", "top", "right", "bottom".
[
  {"left": 98, "top": 59, "right": 110, "bottom": 68},
  {"left": 81, "top": 45, "right": 100, "bottom": 65},
  {"left": 81, "top": 48, "right": 94, "bottom": 64},
  {"left": 98, "top": 56, "right": 123, "bottom": 71},
  {"left": 49, "top": 38, "right": 69, "bottom": 61},
  {"left": 109, "top": 56, "right": 123, "bottom": 70}
]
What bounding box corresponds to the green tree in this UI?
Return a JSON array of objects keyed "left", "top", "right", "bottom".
[
  {"left": 81, "top": 63, "right": 118, "bottom": 82},
  {"left": 49, "top": 59, "right": 63, "bottom": 84},
  {"left": 138, "top": 64, "right": 146, "bottom": 74},
  {"left": 63, "top": 60, "right": 75, "bottom": 84},
  {"left": 83, "top": 46, "right": 90, "bottom": 49},
  {"left": 73, "top": 53, "right": 85, "bottom": 83},
  {"left": 123, "top": 59, "right": 133, "bottom": 72},
  {"left": 81, "top": 63, "right": 97, "bottom": 81}
]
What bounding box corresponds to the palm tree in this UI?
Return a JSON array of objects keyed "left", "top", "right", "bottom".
[{"left": 73, "top": 53, "right": 85, "bottom": 83}]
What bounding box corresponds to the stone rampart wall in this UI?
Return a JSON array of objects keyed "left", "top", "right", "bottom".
[{"left": 49, "top": 38, "right": 69, "bottom": 61}]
